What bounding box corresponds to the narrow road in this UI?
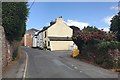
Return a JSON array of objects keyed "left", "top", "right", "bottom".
[{"left": 22, "top": 47, "right": 118, "bottom": 78}]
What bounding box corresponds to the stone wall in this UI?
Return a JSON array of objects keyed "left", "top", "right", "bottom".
[
  {"left": 0, "top": 26, "right": 18, "bottom": 73},
  {"left": 1, "top": 26, "right": 12, "bottom": 72},
  {"left": 0, "top": 26, "right": 21, "bottom": 75},
  {"left": 0, "top": 26, "right": 3, "bottom": 79}
]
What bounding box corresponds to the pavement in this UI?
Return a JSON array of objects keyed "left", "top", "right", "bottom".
[{"left": 2, "top": 47, "right": 27, "bottom": 79}]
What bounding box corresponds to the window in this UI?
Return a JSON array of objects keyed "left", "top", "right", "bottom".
[
  {"left": 45, "top": 41, "right": 46, "bottom": 47},
  {"left": 48, "top": 41, "right": 50, "bottom": 46},
  {"left": 45, "top": 31, "right": 46, "bottom": 38}
]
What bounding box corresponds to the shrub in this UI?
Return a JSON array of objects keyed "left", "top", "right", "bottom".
[
  {"left": 12, "top": 47, "right": 18, "bottom": 61},
  {"left": 96, "top": 41, "right": 120, "bottom": 69},
  {"left": 71, "top": 26, "right": 120, "bottom": 69}
]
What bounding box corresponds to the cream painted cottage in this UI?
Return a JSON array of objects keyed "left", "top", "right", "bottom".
[{"left": 32, "top": 17, "right": 74, "bottom": 51}]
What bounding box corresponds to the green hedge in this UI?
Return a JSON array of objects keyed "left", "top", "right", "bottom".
[{"left": 2, "top": 2, "right": 28, "bottom": 42}]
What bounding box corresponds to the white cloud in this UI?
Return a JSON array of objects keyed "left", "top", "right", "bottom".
[
  {"left": 110, "top": 5, "right": 118, "bottom": 10},
  {"left": 65, "top": 19, "right": 89, "bottom": 29},
  {"left": 98, "top": 27, "right": 109, "bottom": 32},
  {"left": 103, "top": 15, "right": 114, "bottom": 25}
]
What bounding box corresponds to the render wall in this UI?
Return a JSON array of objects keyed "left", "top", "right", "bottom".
[
  {"left": 47, "top": 19, "right": 73, "bottom": 37},
  {"left": 50, "top": 41, "right": 74, "bottom": 51}
]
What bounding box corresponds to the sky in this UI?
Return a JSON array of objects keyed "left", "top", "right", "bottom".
[{"left": 26, "top": 2, "right": 119, "bottom": 31}]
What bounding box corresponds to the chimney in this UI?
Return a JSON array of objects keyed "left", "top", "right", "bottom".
[{"left": 55, "top": 16, "right": 64, "bottom": 22}]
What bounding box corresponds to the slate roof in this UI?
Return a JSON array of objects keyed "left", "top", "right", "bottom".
[
  {"left": 26, "top": 28, "right": 39, "bottom": 35},
  {"left": 69, "top": 26, "right": 80, "bottom": 30}
]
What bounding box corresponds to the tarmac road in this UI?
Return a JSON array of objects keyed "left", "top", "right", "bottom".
[{"left": 23, "top": 47, "right": 118, "bottom": 78}]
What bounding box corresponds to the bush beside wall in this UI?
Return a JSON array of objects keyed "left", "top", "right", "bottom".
[{"left": 79, "top": 41, "right": 120, "bottom": 69}]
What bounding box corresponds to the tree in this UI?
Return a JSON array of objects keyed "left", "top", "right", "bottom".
[
  {"left": 70, "top": 26, "right": 115, "bottom": 53},
  {"left": 2, "top": 2, "right": 29, "bottom": 42},
  {"left": 70, "top": 26, "right": 84, "bottom": 51},
  {"left": 82, "top": 26, "right": 99, "bottom": 32},
  {"left": 110, "top": 11, "right": 120, "bottom": 42}
]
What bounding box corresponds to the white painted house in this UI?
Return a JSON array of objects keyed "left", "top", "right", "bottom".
[
  {"left": 32, "top": 32, "right": 38, "bottom": 48},
  {"left": 37, "top": 31, "right": 43, "bottom": 49},
  {"left": 32, "top": 31, "right": 43, "bottom": 49}
]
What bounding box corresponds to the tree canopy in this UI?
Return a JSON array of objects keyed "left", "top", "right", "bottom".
[
  {"left": 2, "top": 2, "right": 29, "bottom": 42},
  {"left": 82, "top": 26, "right": 99, "bottom": 32},
  {"left": 110, "top": 11, "right": 120, "bottom": 42},
  {"left": 71, "top": 26, "right": 115, "bottom": 52}
]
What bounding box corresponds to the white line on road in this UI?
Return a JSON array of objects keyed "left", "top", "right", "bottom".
[
  {"left": 74, "top": 66, "right": 78, "bottom": 70},
  {"left": 64, "top": 64, "right": 74, "bottom": 71},
  {"left": 72, "top": 64, "right": 83, "bottom": 73},
  {"left": 80, "top": 71, "right": 83, "bottom": 73},
  {"left": 72, "top": 65, "right": 78, "bottom": 70},
  {"left": 23, "top": 51, "right": 28, "bottom": 80},
  {"left": 64, "top": 64, "right": 83, "bottom": 73}
]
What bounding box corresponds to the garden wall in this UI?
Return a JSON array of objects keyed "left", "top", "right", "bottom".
[{"left": 1, "top": 26, "right": 20, "bottom": 73}]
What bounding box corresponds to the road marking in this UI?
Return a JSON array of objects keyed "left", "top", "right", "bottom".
[
  {"left": 72, "top": 65, "right": 74, "bottom": 67},
  {"left": 64, "top": 64, "right": 74, "bottom": 71},
  {"left": 72, "top": 65, "right": 78, "bottom": 70},
  {"left": 23, "top": 51, "right": 28, "bottom": 80},
  {"left": 74, "top": 66, "right": 78, "bottom": 70},
  {"left": 71, "top": 64, "right": 83, "bottom": 73},
  {"left": 80, "top": 71, "right": 83, "bottom": 73}
]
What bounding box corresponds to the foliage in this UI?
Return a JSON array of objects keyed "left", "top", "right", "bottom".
[
  {"left": 82, "top": 26, "right": 99, "bottom": 32},
  {"left": 2, "top": 2, "right": 29, "bottom": 42},
  {"left": 12, "top": 47, "right": 18, "bottom": 61},
  {"left": 71, "top": 25, "right": 120, "bottom": 69},
  {"left": 95, "top": 41, "right": 120, "bottom": 69},
  {"left": 70, "top": 26, "right": 84, "bottom": 51},
  {"left": 72, "top": 27, "right": 115, "bottom": 45},
  {"left": 110, "top": 11, "right": 120, "bottom": 42},
  {"left": 80, "top": 41, "right": 120, "bottom": 69},
  {"left": 71, "top": 26, "right": 116, "bottom": 53},
  {"left": 97, "top": 41, "right": 120, "bottom": 50}
]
